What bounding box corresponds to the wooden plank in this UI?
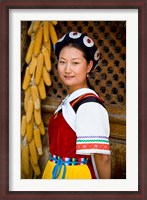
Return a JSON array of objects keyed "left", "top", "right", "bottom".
[
  {"left": 110, "top": 138, "right": 126, "bottom": 179},
  {"left": 110, "top": 123, "right": 126, "bottom": 140}
]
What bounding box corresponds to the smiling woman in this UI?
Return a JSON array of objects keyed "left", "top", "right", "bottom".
[{"left": 42, "top": 32, "right": 111, "bottom": 179}]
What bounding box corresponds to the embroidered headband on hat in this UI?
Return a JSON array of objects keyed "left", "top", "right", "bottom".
[{"left": 54, "top": 31, "right": 100, "bottom": 70}]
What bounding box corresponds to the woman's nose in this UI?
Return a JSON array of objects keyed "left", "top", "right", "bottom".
[{"left": 65, "top": 63, "right": 71, "bottom": 73}]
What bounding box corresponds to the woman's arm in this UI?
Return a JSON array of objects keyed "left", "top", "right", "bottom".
[{"left": 94, "top": 153, "right": 111, "bottom": 179}]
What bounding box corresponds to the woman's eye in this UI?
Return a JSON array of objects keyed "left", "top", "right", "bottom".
[
  {"left": 59, "top": 60, "right": 65, "bottom": 64},
  {"left": 73, "top": 62, "right": 79, "bottom": 65}
]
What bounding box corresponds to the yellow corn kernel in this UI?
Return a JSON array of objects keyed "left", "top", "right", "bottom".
[
  {"left": 42, "top": 46, "right": 51, "bottom": 72},
  {"left": 27, "top": 21, "right": 33, "bottom": 36},
  {"left": 35, "top": 52, "right": 44, "bottom": 85},
  {"left": 29, "top": 55, "right": 37, "bottom": 75},
  {"left": 24, "top": 86, "right": 31, "bottom": 112},
  {"left": 25, "top": 39, "right": 35, "bottom": 64},
  {"left": 51, "top": 21, "right": 58, "bottom": 26},
  {"left": 30, "top": 156, "right": 41, "bottom": 176},
  {"left": 22, "top": 67, "right": 31, "bottom": 90},
  {"left": 31, "top": 85, "right": 40, "bottom": 110},
  {"left": 43, "top": 21, "right": 49, "bottom": 43},
  {"left": 32, "top": 21, "right": 40, "bottom": 33},
  {"left": 26, "top": 115, "right": 34, "bottom": 142},
  {"left": 49, "top": 22, "right": 58, "bottom": 45},
  {"left": 42, "top": 66, "right": 52, "bottom": 86},
  {"left": 21, "top": 145, "right": 30, "bottom": 176},
  {"left": 38, "top": 78, "right": 46, "bottom": 99},
  {"left": 33, "top": 26, "right": 43, "bottom": 57},
  {"left": 29, "top": 139, "right": 38, "bottom": 165},
  {"left": 34, "top": 108, "right": 42, "bottom": 125},
  {"left": 26, "top": 96, "right": 33, "bottom": 123},
  {"left": 33, "top": 127, "right": 43, "bottom": 156},
  {"left": 21, "top": 115, "right": 27, "bottom": 137}
]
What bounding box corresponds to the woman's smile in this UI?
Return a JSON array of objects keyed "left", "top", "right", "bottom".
[{"left": 64, "top": 75, "right": 75, "bottom": 80}]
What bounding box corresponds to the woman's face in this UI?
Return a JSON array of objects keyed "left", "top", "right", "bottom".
[{"left": 57, "top": 46, "right": 93, "bottom": 93}]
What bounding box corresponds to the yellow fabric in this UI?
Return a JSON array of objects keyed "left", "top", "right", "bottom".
[{"left": 42, "top": 160, "right": 92, "bottom": 179}]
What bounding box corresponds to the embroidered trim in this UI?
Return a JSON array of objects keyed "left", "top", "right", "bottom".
[
  {"left": 76, "top": 143, "right": 110, "bottom": 151},
  {"left": 77, "top": 136, "right": 109, "bottom": 143},
  {"left": 50, "top": 154, "right": 89, "bottom": 166},
  {"left": 78, "top": 136, "right": 108, "bottom": 139},
  {"left": 77, "top": 139, "right": 109, "bottom": 143},
  {"left": 76, "top": 136, "right": 110, "bottom": 151}
]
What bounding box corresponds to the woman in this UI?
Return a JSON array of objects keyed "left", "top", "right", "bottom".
[{"left": 42, "top": 32, "right": 111, "bottom": 179}]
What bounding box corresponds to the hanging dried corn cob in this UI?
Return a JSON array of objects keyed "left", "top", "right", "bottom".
[
  {"left": 34, "top": 107, "right": 42, "bottom": 126},
  {"left": 21, "top": 20, "right": 58, "bottom": 178},
  {"left": 24, "top": 86, "right": 31, "bottom": 112},
  {"left": 33, "top": 124, "right": 43, "bottom": 156},
  {"left": 26, "top": 96, "right": 34, "bottom": 123},
  {"left": 32, "top": 21, "right": 40, "bottom": 33},
  {"left": 38, "top": 118, "right": 45, "bottom": 135},
  {"left": 34, "top": 25, "right": 43, "bottom": 57},
  {"left": 29, "top": 139, "right": 38, "bottom": 165},
  {"left": 31, "top": 83, "right": 40, "bottom": 110},
  {"left": 21, "top": 115, "right": 27, "bottom": 137},
  {"left": 35, "top": 52, "right": 44, "bottom": 85},
  {"left": 42, "top": 66, "right": 52, "bottom": 86},
  {"left": 49, "top": 22, "right": 58, "bottom": 46},
  {"left": 29, "top": 55, "right": 38, "bottom": 75},
  {"left": 43, "top": 21, "right": 49, "bottom": 43},
  {"left": 26, "top": 114, "right": 34, "bottom": 142},
  {"left": 30, "top": 156, "right": 41, "bottom": 176},
  {"left": 42, "top": 46, "right": 51, "bottom": 72},
  {"left": 25, "top": 39, "right": 35, "bottom": 65},
  {"left": 38, "top": 77, "right": 47, "bottom": 99},
  {"left": 22, "top": 66, "right": 31, "bottom": 90},
  {"left": 21, "top": 136, "right": 30, "bottom": 176}
]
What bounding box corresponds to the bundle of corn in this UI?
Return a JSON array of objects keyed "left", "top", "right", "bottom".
[{"left": 21, "top": 21, "right": 58, "bottom": 178}]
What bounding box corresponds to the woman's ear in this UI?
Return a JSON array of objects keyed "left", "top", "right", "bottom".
[{"left": 87, "top": 60, "right": 93, "bottom": 73}]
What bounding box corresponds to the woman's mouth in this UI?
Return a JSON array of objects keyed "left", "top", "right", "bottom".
[{"left": 64, "top": 75, "right": 75, "bottom": 80}]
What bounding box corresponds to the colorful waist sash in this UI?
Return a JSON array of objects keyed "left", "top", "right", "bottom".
[{"left": 49, "top": 154, "right": 89, "bottom": 179}]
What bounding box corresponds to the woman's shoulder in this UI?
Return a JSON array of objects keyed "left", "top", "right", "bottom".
[{"left": 71, "top": 91, "right": 105, "bottom": 113}]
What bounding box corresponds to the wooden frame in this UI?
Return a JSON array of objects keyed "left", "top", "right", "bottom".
[{"left": 0, "top": 0, "right": 146, "bottom": 199}]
